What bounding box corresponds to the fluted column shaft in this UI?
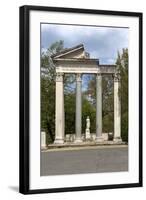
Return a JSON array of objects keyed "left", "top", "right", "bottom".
[
  {"left": 96, "top": 73, "right": 103, "bottom": 142},
  {"left": 54, "top": 72, "right": 64, "bottom": 144},
  {"left": 75, "top": 73, "right": 82, "bottom": 143},
  {"left": 113, "top": 73, "right": 122, "bottom": 142}
]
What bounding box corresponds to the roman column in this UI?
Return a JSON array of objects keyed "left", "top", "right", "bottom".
[
  {"left": 75, "top": 73, "right": 82, "bottom": 143},
  {"left": 96, "top": 73, "right": 103, "bottom": 142},
  {"left": 54, "top": 72, "right": 64, "bottom": 144},
  {"left": 113, "top": 72, "right": 122, "bottom": 142}
]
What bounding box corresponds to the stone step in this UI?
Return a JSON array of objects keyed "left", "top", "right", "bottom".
[{"left": 47, "top": 141, "right": 127, "bottom": 149}]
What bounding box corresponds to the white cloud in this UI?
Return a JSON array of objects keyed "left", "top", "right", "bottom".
[{"left": 41, "top": 24, "right": 129, "bottom": 64}]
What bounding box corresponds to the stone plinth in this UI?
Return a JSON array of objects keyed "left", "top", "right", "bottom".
[{"left": 41, "top": 131, "right": 47, "bottom": 150}]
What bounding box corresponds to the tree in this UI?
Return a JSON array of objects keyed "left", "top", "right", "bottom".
[
  {"left": 49, "top": 40, "right": 64, "bottom": 55},
  {"left": 41, "top": 40, "right": 64, "bottom": 143},
  {"left": 116, "top": 49, "right": 128, "bottom": 142},
  {"left": 99, "top": 76, "right": 113, "bottom": 133},
  {"left": 64, "top": 93, "right": 76, "bottom": 134}
]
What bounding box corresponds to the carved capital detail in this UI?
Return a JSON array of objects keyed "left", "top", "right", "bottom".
[
  {"left": 114, "top": 73, "right": 121, "bottom": 82},
  {"left": 56, "top": 72, "right": 64, "bottom": 82},
  {"left": 96, "top": 73, "right": 102, "bottom": 80},
  {"left": 76, "top": 73, "right": 82, "bottom": 82}
]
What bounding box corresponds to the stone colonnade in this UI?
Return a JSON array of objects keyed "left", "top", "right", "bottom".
[{"left": 54, "top": 72, "right": 122, "bottom": 144}]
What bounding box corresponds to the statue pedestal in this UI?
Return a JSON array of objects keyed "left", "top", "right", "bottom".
[{"left": 85, "top": 129, "right": 91, "bottom": 140}]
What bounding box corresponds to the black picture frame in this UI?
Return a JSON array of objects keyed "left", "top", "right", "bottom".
[{"left": 19, "top": 5, "right": 143, "bottom": 194}]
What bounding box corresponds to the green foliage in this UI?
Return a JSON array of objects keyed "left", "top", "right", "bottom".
[
  {"left": 121, "top": 111, "right": 128, "bottom": 142},
  {"left": 48, "top": 40, "right": 64, "bottom": 55},
  {"left": 41, "top": 77, "right": 55, "bottom": 143},
  {"left": 116, "top": 48, "right": 128, "bottom": 142},
  {"left": 41, "top": 40, "right": 64, "bottom": 143},
  {"left": 102, "top": 76, "right": 114, "bottom": 133},
  {"left": 64, "top": 93, "right": 76, "bottom": 134}
]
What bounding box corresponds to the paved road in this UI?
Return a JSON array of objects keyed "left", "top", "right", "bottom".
[{"left": 40, "top": 146, "right": 128, "bottom": 176}]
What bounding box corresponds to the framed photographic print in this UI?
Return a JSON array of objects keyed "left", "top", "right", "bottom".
[{"left": 19, "top": 5, "right": 143, "bottom": 194}]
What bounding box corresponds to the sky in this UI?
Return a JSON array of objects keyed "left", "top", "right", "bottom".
[{"left": 41, "top": 23, "right": 129, "bottom": 64}]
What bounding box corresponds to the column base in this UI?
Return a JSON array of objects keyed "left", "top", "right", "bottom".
[
  {"left": 41, "top": 146, "right": 47, "bottom": 150},
  {"left": 85, "top": 135, "right": 91, "bottom": 140},
  {"left": 74, "top": 138, "right": 83, "bottom": 143},
  {"left": 54, "top": 138, "right": 64, "bottom": 144},
  {"left": 113, "top": 137, "right": 122, "bottom": 143},
  {"left": 95, "top": 136, "right": 104, "bottom": 143}
]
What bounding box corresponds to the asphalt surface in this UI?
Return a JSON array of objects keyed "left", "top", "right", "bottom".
[{"left": 40, "top": 146, "right": 128, "bottom": 176}]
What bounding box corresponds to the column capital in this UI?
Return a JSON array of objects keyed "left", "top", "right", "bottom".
[
  {"left": 113, "top": 72, "right": 121, "bottom": 82},
  {"left": 56, "top": 72, "right": 64, "bottom": 82},
  {"left": 76, "top": 73, "right": 82, "bottom": 82},
  {"left": 96, "top": 73, "right": 102, "bottom": 76},
  {"left": 96, "top": 73, "right": 102, "bottom": 79}
]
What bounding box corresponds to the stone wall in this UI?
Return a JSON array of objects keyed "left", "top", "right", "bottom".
[{"left": 65, "top": 133, "right": 113, "bottom": 142}]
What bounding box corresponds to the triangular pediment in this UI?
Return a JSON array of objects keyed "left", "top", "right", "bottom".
[{"left": 52, "top": 44, "right": 89, "bottom": 59}]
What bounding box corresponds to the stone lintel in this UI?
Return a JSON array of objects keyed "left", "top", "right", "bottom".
[{"left": 54, "top": 60, "right": 115, "bottom": 74}]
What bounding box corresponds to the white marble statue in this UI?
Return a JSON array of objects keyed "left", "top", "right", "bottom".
[
  {"left": 85, "top": 116, "right": 91, "bottom": 140},
  {"left": 86, "top": 116, "right": 90, "bottom": 129}
]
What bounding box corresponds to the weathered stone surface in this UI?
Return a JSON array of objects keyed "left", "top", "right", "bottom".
[
  {"left": 55, "top": 59, "right": 115, "bottom": 74},
  {"left": 96, "top": 74, "right": 104, "bottom": 142},
  {"left": 75, "top": 74, "right": 82, "bottom": 143},
  {"left": 102, "top": 133, "right": 109, "bottom": 141},
  {"left": 65, "top": 134, "right": 75, "bottom": 142},
  {"left": 114, "top": 74, "right": 122, "bottom": 142},
  {"left": 52, "top": 44, "right": 86, "bottom": 59},
  {"left": 41, "top": 131, "right": 47, "bottom": 149},
  {"left": 54, "top": 73, "right": 64, "bottom": 144}
]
